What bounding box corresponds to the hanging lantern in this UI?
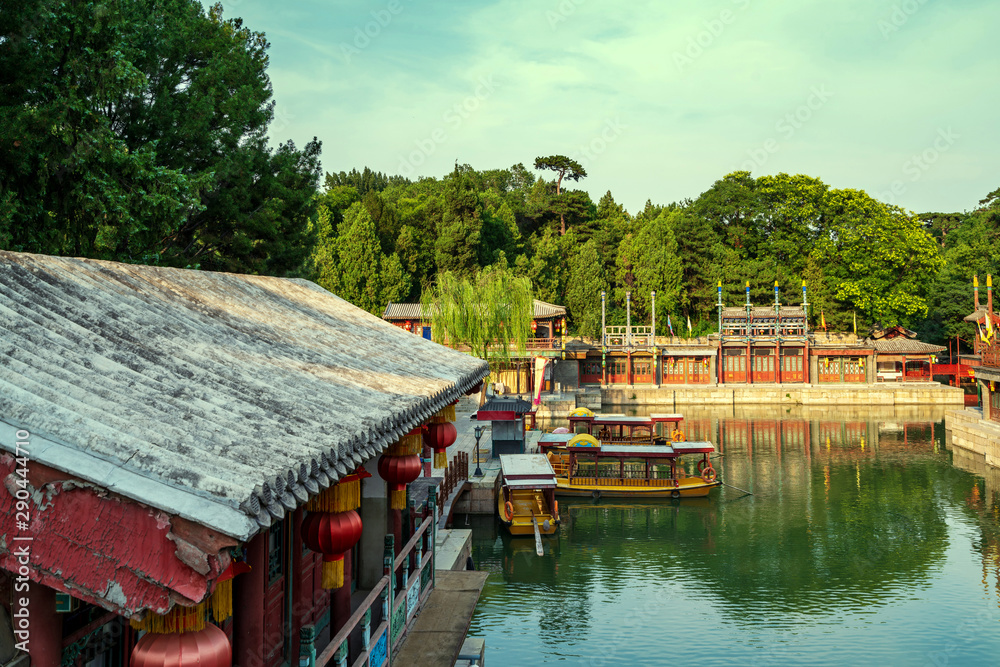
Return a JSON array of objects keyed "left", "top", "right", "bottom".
[
  {"left": 302, "top": 509, "right": 363, "bottom": 589},
  {"left": 378, "top": 428, "right": 424, "bottom": 509},
  {"left": 303, "top": 467, "right": 370, "bottom": 588},
  {"left": 132, "top": 624, "right": 231, "bottom": 667},
  {"left": 425, "top": 421, "right": 458, "bottom": 468},
  {"left": 378, "top": 450, "right": 422, "bottom": 510},
  {"left": 531, "top": 320, "right": 538, "bottom": 333}
]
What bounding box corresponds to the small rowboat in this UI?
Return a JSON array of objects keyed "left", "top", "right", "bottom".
[{"left": 497, "top": 454, "right": 560, "bottom": 537}]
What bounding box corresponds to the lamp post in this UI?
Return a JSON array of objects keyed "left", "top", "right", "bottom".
[{"left": 473, "top": 425, "right": 484, "bottom": 477}]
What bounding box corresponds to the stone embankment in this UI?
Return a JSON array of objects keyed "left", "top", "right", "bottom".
[
  {"left": 535, "top": 383, "right": 964, "bottom": 420},
  {"left": 946, "top": 408, "right": 1000, "bottom": 468}
]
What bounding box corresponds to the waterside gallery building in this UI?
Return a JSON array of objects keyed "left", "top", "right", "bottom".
[
  {"left": 385, "top": 284, "right": 947, "bottom": 392},
  {"left": 0, "top": 252, "right": 487, "bottom": 666}
]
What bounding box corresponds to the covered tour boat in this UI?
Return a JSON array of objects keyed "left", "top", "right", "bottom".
[
  {"left": 538, "top": 432, "right": 721, "bottom": 499},
  {"left": 498, "top": 454, "right": 561, "bottom": 536},
  {"left": 567, "top": 407, "right": 687, "bottom": 445}
]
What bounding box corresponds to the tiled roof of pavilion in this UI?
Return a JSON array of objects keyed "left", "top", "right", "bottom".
[
  {"left": 0, "top": 251, "right": 488, "bottom": 541},
  {"left": 866, "top": 338, "right": 945, "bottom": 353}
]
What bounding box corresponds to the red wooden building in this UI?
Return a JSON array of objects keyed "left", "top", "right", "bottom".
[{"left": 0, "top": 251, "right": 488, "bottom": 666}]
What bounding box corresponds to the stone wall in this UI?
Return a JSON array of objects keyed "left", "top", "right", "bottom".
[
  {"left": 532, "top": 383, "right": 964, "bottom": 420},
  {"left": 946, "top": 408, "right": 1000, "bottom": 468},
  {"left": 551, "top": 358, "right": 579, "bottom": 391}
]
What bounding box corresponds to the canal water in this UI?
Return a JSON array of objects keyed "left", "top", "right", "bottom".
[{"left": 463, "top": 405, "right": 1000, "bottom": 666}]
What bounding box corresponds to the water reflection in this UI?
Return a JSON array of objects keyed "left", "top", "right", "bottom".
[
  {"left": 949, "top": 445, "right": 1000, "bottom": 609},
  {"left": 467, "top": 406, "right": 1000, "bottom": 666}
]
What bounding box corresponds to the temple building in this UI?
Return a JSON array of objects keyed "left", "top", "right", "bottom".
[{"left": 0, "top": 251, "right": 487, "bottom": 666}]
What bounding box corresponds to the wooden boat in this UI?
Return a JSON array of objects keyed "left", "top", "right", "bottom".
[
  {"left": 497, "top": 454, "right": 560, "bottom": 536},
  {"left": 567, "top": 408, "right": 687, "bottom": 445},
  {"left": 538, "top": 432, "right": 721, "bottom": 499}
]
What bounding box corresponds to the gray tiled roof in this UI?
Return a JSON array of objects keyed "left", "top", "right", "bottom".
[
  {"left": 0, "top": 251, "right": 488, "bottom": 540},
  {"left": 868, "top": 338, "right": 945, "bottom": 353}
]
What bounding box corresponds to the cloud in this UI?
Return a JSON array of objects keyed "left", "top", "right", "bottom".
[{"left": 210, "top": 0, "right": 1000, "bottom": 214}]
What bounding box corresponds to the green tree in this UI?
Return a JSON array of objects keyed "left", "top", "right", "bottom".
[
  {"left": 565, "top": 239, "right": 609, "bottom": 338},
  {"left": 435, "top": 167, "right": 482, "bottom": 275},
  {"left": 614, "top": 211, "right": 683, "bottom": 322},
  {"left": 524, "top": 228, "right": 566, "bottom": 304},
  {"left": 0, "top": 0, "right": 321, "bottom": 273},
  {"left": 309, "top": 203, "right": 410, "bottom": 314},
  {"left": 814, "top": 189, "right": 942, "bottom": 326},
  {"left": 421, "top": 264, "right": 534, "bottom": 371},
  {"left": 533, "top": 155, "right": 587, "bottom": 235}
]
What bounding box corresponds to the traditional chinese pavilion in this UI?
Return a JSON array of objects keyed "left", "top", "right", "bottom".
[
  {"left": 966, "top": 275, "right": 1000, "bottom": 422},
  {"left": 0, "top": 251, "right": 487, "bottom": 666}
]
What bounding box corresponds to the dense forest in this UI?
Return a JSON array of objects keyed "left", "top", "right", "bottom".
[
  {"left": 310, "top": 164, "right": 1000, "bottom": 350},
  {"left": 2, "top": 0, "right": 997, "bottom": 351}
]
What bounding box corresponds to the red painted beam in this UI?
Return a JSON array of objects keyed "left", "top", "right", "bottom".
[{"left": 0, "top": 455, "right": 232, "bottom": 616}]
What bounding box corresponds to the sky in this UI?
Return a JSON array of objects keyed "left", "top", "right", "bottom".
[{"left": 207, "top": 0, "right": 1000, "bottom": 216}]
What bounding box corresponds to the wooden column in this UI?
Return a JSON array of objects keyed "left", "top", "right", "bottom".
[
  {"left": 234, "top": 531, "right": 267, "bottom": 663},
  {"left": 804, "top": 341, "right": 810, "bottom": 384},
  {"left": 332, "top": 549, "right": 353, "bottom": 635},
  {"left": 24, "top": 583, "right": 61, "bottom": 667},
  {"left": 290, "top": 508, "right": 304, "bottom": 660},
  {"left": 773, "top": 347, "right": 779, "bottom": 384}
]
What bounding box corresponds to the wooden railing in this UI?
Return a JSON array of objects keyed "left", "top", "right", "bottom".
[
  {"left": 603, "top": 326, "right": 653, "bottom": 348},
  {"left": 311, "top": 490, "right": 438, "bottom": 667},
  {"left": 526, "top": 337, "right": 560, "bottom": 350},
  {"left": 439, "top": 451, "right": 469, "bottom": 504}
]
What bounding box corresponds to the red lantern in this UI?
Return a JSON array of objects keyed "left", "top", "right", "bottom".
[
  {"left": 302, "top": 510, "right": 363, "bottom": 589},
  {"left": 378, "top": 454, "right": 422, "bottom": 510},
  {"left": 132, "top": 624, "right": 231, "bottom": 667},
  {"left": 531, "top": 320, "right": 537, "bottom": 333},
  {"left": 425, "top": 421, "right": 458, "bottom": 468}
]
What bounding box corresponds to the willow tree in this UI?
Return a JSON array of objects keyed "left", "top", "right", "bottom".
[{"left": 421, "top": 264, "right": 533, "bottom": 401}]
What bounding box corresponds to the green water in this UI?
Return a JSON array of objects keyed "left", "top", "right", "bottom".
[{"left": 465, "top": 406, "right": 1000, "bottom": 666}]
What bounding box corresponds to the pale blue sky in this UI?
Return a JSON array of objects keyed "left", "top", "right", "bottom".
[{"left": 209, "top": 0, "right": 999, "bottom": 215}]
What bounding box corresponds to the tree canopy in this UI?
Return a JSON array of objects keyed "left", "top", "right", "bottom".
[
  {"left": 0, "top": 0, "right": 321, "bottom": 273},
  {"left": 534, "top": 155, "right": 587, "bottom": 235}
]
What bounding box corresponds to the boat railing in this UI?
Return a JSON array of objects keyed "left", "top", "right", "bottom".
[
  {"left": 598, "top": 435, "right": 654, "bottom": 446},
  {"left": 570, "top": 477, "right": 678, "bottom": 487}
]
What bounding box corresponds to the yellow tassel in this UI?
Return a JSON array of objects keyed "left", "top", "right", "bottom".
[
  {"left": 387, "top": 433, "right": 422, "bottom": 456},
  {"left": 390, "top": 487, "right": 407, "bottom": 510},
  {"left": 434, "top": 450, "right": 447, "bottom": 468},
  {"left": 210, "top": 578, "right": 233, "bottom": 622},
  {"left": 308, "top": 478, "right": 362, "bottom": 513},
  {"left": 429, "top": 405, "right": 456, "bottom": 424},
  {"left": 129, "top": 601, "right": 208, "bottom": 633},
  {"left": 321, "top": 557, "right": 345, "bottom": 589}
]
